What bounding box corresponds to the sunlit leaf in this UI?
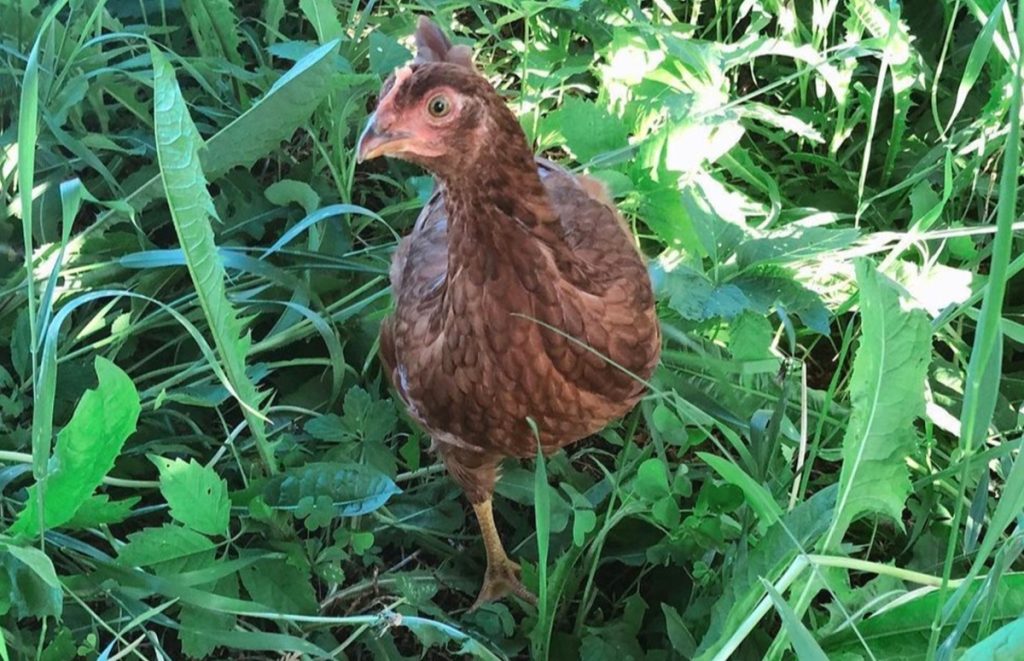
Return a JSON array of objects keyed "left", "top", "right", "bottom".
[
  {"left": 154, "top": 457, "right": 231, "bottom": 536},
  {"left": 11, "top": 357, "right": 140, "bottom": 536},
  {"left": 823, "top": 260, "right": 931, "bottom": 549}
]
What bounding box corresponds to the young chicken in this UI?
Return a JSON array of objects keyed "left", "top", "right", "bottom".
[{"left": 358, "top": 17, "right": 661, "bottom": 609}]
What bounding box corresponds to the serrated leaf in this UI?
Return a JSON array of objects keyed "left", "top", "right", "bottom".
[
  {"left": 11, "top": 357, "right": 140, "bottom": 536},
  {"left": 660, "top": 265, "right": 752, "bottom": 321},
  {"left": 341, "top": 386, "right": 397, "bottom": 444},
  {"left": 729, "top": 311, "right": 774, "bottom": 361},
  {"left": 66, "top": 495, "right": 139, "bottom": 529},
  {"left": 732, "top": 274, "right": 831, "bottom": 334},
  {"left": 263, "top": 462, "right": 400, "bottom": 517},
  {"left": 543, "top": 96, "right": 629, "bottom": 163},
  {"left": 180, "top": 0, "right": 242, "bottom": 62},
  {"left": 118, "top": 525, "right": 214, "bottom": 568},
  {"left": 154, "top": 457, "right": 230, "bottom": 536},
  {"left": 150, "top": 46, "right": 273, "bottom": 470},
  {"left": 823, "top": 260, "right": 931, "bottom": 549}
]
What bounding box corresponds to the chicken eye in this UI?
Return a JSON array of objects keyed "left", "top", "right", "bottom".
[{"left": 427, "top": 95, "right": 451, "bottom": 118}]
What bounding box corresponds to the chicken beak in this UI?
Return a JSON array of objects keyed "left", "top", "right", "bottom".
[{"left": 357, "top": 113, "right": 411, "bottom": 162}]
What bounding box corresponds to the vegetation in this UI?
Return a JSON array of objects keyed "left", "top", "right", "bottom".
[{"left": 1, "top": 0, "right": 1022, "bottom": 658}]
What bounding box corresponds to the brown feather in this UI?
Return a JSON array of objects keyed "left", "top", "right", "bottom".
[{"left": 375, "top": 19, "right": 660, "bottom": 503}]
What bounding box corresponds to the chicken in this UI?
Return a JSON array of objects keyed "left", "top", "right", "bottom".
[{"left": 357, "top": 17, "right": 661, "bottom": 609}]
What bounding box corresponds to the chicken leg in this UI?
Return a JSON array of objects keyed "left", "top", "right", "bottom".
[{"left": 470, "top": 499, "right": 537, "bottom": 610}]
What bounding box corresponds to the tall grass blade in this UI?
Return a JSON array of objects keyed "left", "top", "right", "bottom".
[{"left": 931, "top": 0, "right": 1024, "bottom": 649}]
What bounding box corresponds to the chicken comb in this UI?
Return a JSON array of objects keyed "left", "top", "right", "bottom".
[{"left": 414, "top": 16, "right": 475, "bottom": 70}]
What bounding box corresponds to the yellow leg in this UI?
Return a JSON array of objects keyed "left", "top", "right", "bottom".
[{"left": 470, "top": 499, "right": 537, "bottom": 610}]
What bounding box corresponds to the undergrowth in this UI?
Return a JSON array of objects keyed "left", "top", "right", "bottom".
[{"left": 1, "top": 0, "right": 1022, "bottom": 659}]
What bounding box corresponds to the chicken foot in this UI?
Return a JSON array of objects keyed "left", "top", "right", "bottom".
[{"left": 469, "top": 499, "right": 537, "bottom": 610}]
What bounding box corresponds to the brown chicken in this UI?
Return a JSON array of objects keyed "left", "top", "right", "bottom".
[{"left": 358, "top": 17, "right": 660, "bottom": 609}]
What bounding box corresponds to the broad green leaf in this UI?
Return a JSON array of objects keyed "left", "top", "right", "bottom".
[
  {"left": 736, "top": 227, "right": 860, "bottom": 270},
  {"left": 962, "top": 614, "right": 1024, "bottom": 660},
  {"left": 239, "top": 560, "right": 317, "bottom": 615},
  {"left": 150, "top": 46, "right": 274, "bottom": 472},
  {"left": 263, "top": 462, "right": 400, "bottom": 517},
  {"left": 123, "top": 39, "right": 339, "bottom": 214},
  {"left": 728, "top": 311, "right": 775, "bottom": 361},
  {"left": 300, "top": 0, "right": 344, "bottom": 44},
  {"left": 0, "top": 544, "right": 63, "bottom": 619},
  {"left": 823, "top": 260, "right": 931, "bottom": 549},
  {"left": 732, "top": 274, "right": 831, "bottom": 334},
  {"left": 118, "top": 525, "right": 214, "bottom": 568},
  {"left": 305, "top": 387, "right": 398, "bottom": 446},
  {"left": 367, "top": 30, "right": 412, "bottom": 76},
  {"left": 683, "top": 174, "right": 749, "bottom": 262},
  {"left": 660, "top": 265, "right": 752, "bottom": 321},
  {"left": 495, "top": 466, "right": 571, "bottom": 534},
  {"left": 175, "top": 628, "right": 330, "bottom": 657},
  {"left": 11, "top": 357, "right": 140, "bottom": 536},
  {"left": 822, "top": 574, "right": 1024, "bottom": 658},
  {"left": 542, "top": 96, "right": 629, "bottom": 163},
  {"left": 696, "top": 486, "right": 836, "bottom": 660},
  {"left": 154, "top": 457, "right": 230, "bottom": 536}
]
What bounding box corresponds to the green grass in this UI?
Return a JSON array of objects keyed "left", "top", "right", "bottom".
[{"left": 1, "top": 0, "right": 1022, "bottom": 659}]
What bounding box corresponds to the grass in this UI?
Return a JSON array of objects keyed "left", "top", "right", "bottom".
[{"left": 0, "top": 0, "right": 1022, "bottom": 659}]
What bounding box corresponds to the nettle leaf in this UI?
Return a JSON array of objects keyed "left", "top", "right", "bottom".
[
  {"left": 150, "top": 46, "right": 272, "bottom": 466},
  {"left": 11, "top": 357, "right": 140, "bottom": 536},
  {"left": 306, "top": 386, "right": 397, "bottom": 444},
  {"left": 543, "top": 96, "right": 629, "bottom": 163},
  {"left": 66, "top": 495, "right": 140, "bottom": 529},
  {"left": 341, "top": 387, "right": 397, "bottom": 444},
  {"left": 153, "top": 457, "right": 230, "bottom": 536},
  {"left": 732, "top": 274, "right": 831, "bottom": 334},
  {"left": 659, "top": 265, "right": 752, "bottom": 321},
  {"left": 263, "top": 462, "right": 400, "bottom": 517},
  {"left": 118, "top": 525, "right": 214, "bottom": 568},
  {"left": 823, "top": 260, "right": 931, "bottom": 549}
]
